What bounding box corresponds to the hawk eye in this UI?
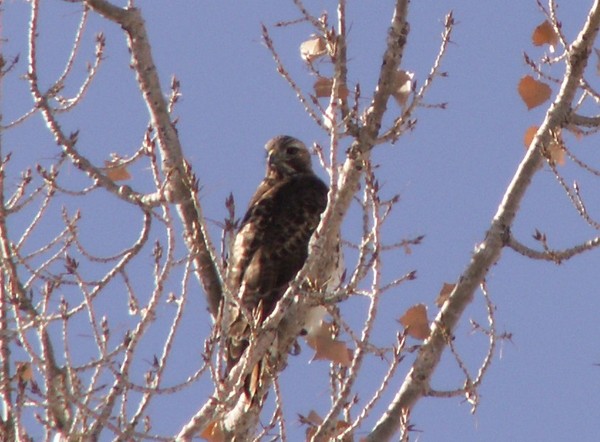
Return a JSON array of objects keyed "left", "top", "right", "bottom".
[{"left": 286, "top": 146, "right": 299, "bottom": 155}]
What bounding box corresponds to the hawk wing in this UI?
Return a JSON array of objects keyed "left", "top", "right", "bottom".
[
  {"left": 225, "top": 173, "right": 328, "bottom": 379},
  {"left": 228, "top": 173, "right": 328, "bottom": 316}
]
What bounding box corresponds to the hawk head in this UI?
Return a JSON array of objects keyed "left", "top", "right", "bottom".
[{"left": 265, "top": 135, "right": 313, "bottom": 178}]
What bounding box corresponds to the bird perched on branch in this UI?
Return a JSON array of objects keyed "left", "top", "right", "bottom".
[{"left": 224, "top": 135, "right": 328, "bottom": 405}]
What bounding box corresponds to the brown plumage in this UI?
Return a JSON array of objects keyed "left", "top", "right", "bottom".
[{"left": 224, "top": 135, "right": 328, "bottom": 403}]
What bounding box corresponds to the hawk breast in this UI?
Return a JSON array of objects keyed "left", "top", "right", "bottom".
[{"left": 228, "top": 172, "right": 328, "bottom": 318}]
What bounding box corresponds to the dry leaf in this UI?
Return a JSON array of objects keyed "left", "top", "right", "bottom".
[
  {"left": 335, "top": 420, "right": 352, "bottom": 442},
  {"left": 305, "top": 410, "right": 323, "bottom": 426},
  {"left": 392, "top": 70, "right": 414, "bottom": 106},
  {"left": 200, "top": 420, "right": 224, "bottom": 442},
  {"left": 303, "top": 410, "right": 323, "bottom": 440},
  {"left": 565, "top": 123, "right": 584, "bottom": 140},
  {"left": 524, "top": 126, "right": 565, "bottom": 165},
  {"left": 547, "top": 132, "right": 566, "bottom": 165},
  {"left": 16, "top": 361, "right": 32, "bottom": 383},
  {"left": 302, "top": 411, "right": 351, "bottom": 441},
  {"left": 104, "top": 159, "right": 131, "bottom": 181},
  {"left": 303, "top": 305, "right": 328, "bottom": 337},
  {"left": 300, "top": 37, "right": 327, "bottom": 62},
  {"left": 306, "top": 321, "right": 352, "bottom": 367},
  {"left": 435, "top": 282, "right": 456, "bottom": 307},
  {"left": 313, "top": 77, "right": 349, "bottom": 99},
  {"left": 547, "top": 143, "right": 565, "bottom": 165},
  {"left": 314, "top": 77, "right": 332, "bottom": 97},
  {"left": 307, "top": 335, "right": 352, "bottom": 367},
  {"left": 532, "top": 20, "right": 559, "bottom": 50},
  {"left": 524, "top": 125, "right": 539, "bottom": 147},
  {"left": 399, "top": 304, "right": 430, "bottom": 340},
  {"left": 518, "top": 75, "right": 552, "bottom": 110}
]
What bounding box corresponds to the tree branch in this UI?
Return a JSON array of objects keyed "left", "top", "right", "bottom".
[
  {"left": 367, "top": 1, "right": 600, "bottom": 439},
  {"left": 84, "top": 0, "right": 224, "bottom": 317}
]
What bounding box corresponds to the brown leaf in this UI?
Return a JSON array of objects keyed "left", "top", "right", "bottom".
[
  {"left": 518, "top": 75, "right": 552, "bottom": 110},
  {"left": 314, "top": 77, "right": 332, "bottom": 97},
  {"left": 16, "top": 361, "right": 32, "bottom": 383},
  {"left": 532, "top": 20, "right": 559, "bottom": 48},
  {"left": 399, "top": 304, "right": 430, "bottom": 340},
  {"left": 300, "top": 37, "right": 327, "bottom": 62},
  {"left": 104, "top": 159, "right": 131, "bottom": 181},
  {"left": 306, "top": 321, "right": 352, "bottom": 367},
  {"left": 313, "top": 77, "right": 349, "bottom": 99},
  {"left": 302, "top": 411, "right": 351, "bottom": 442},
  {"left": 565, "top": 123, "right": 584, "bottom": 140},
  {"left": 336, "top": 420, "right": 352, "bottom": 442},
  {"left": 524, "top": 126, "right": 565, "bottom": 165},
  {"left": 392, "top": 70, "right": 414, "bottom": 106},
  {"left": 435, "top": 282, "right": 456, "bottom": 308},
  {"left": 524, "top": 125, "right": 539, "bottom": 147},
  {"left": 305, "top": 410, "right": 323, "bottom": 426},
  {"left": 547, "top": 133, "right": 566, "bottom": 166},
  {"left": 200, "top": 420, "right": 224, "bottom": 442},
  {"left": 307, "top": 335, "right": 352, "bottom": 367},
  {"left": 303, "top": 410, "right": 323, "bottom": 441}
]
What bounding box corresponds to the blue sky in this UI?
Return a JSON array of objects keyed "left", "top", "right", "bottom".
[{"left": 3, "top": 1, "right": 600, "bottom": 441}]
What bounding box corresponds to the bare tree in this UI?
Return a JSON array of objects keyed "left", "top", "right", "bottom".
[{"left": 1, "top": 0, "right": 600, "bottom": 440}]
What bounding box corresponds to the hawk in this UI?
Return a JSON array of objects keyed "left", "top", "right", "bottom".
[{"left": 224, "top": 135, "right": 328, "bottom": 403}]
